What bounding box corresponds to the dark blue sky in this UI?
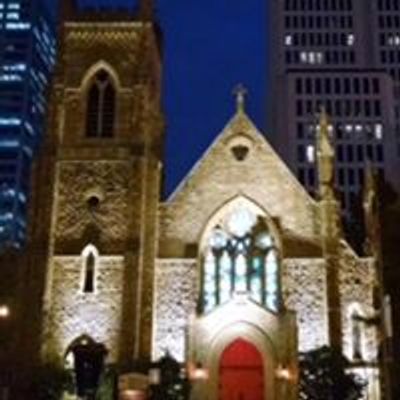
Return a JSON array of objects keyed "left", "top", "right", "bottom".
[{"left": 78, "top": 0, "right": 268, "bottom": 195}]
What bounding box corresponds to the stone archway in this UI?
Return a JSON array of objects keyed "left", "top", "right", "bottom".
[{"left": 219, "top": 338, "right": 264, "bottom": 400}]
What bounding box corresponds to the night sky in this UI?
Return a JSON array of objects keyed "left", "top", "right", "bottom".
[{"left": 76, "top": 0, "right": 268, "bottom": 196}]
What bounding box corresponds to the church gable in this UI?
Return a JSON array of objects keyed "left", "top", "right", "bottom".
[{"left": 160, "top": 105, "right": 321, "bottom": 258}]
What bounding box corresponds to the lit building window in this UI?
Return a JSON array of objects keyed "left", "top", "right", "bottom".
[
  {"left": 0, "top": 117, "right": 21, "bottom": 126},
  {"left": 300, "top": 51, "right": 324, "bottom": 65},
  {"left": 0, "top": 140, "right": 19, "bottom": 148},
  {"left": 5, "top": 22, "right": 30, "bottom": 30},
  {"left": 201, "top": 205, "right": 280, "bottom": 313},
  {"left": 6, "top": 12, "right": 19, "bottom": 20},
  {"left": 347, "top": 34, "right": 355, "bottom": 46},
  {"left": 375, "top": 123, "right": 383, "bottom": 140},
  {"left": 345, "top": 124, "right": 353, "bottom": 133},
  {"left": 7, "top": 3, "right": 20, "bottom": 10},
  {"left": 86, "top": 69, "right": 116, "bottom": 138},
  {"left": 388, "top": 35, "right": 400, "bottom": 46},
  {"left": 3, "top": 63, "right": 26, "bottom": 72},
  {"left": 0, "top": 73, "right": 22, "bottom": 81},
  {"left": 306, "top": 145, "right": 315, "bottom": 163},
  {"left": 285, "top": 34, "right": 293, "bottom": 46}
]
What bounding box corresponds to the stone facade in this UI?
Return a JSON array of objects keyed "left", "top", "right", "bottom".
[
  {"left": 42, "top": 256, "right": 125, "bottom": 363},
  {"left": 153, "top": 259, "right": 198, "bottom": 361},
  {"left": 11, "top": 6, "right": 385, "bottom": 400},
  {"left": 153, "top": 108, "right": 383, "bottom": 399},
  {"left": 54, "top": 161, "right": 132, "bottom": 250},
  {"left": 19, "top": 7, "right": 164, "bottom": 376},
  {"left": 282, "top": 259, "right": 329, "bottom": 351}
]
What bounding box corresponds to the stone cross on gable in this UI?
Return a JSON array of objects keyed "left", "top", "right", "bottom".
[{"left": 233, "top": 84, "right": 248, "bottom": 112}]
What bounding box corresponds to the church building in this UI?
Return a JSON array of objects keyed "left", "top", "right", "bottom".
[{"left": 8, "top": 2, "right": 387, "bottom": 399}]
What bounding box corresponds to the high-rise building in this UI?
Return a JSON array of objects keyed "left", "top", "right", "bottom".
[
  {"left": 0, "top": 0, "right": 56, "bottom": 248},
  {"left": 371, "top": 0, "right": 400, "bottom": 162},
  {"left": 269, "top": 0, "right": 400, "bottom": 223},
  {"left": 268, "top": 2, "right": 400, "bottom": 397}
]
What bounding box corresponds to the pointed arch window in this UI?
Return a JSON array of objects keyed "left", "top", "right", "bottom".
[
  {"left": 350, "top": 308, "right": 365, "bottom": 361},
  {"left": 86, "top": 70, "right": 115, "bottom": 138},
  {"left": 201, "top": 205, "right": 281, "bottom": 314},
  {"left": 81, "top": 245, "right": 98, "bottom": 294}
]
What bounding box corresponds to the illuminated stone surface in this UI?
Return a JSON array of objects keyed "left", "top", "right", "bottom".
[
  {"left": 153, "top": 260, "right": 197, "bottom": 361},
  {"left": 282, "top": 259, "right": 329, "bottom": 351},
  {"left": 13, "top": 11, "right": 383, "bottom": 400},
  {"left": 43, "top": 256, "right": 124, "bottom": 363}
]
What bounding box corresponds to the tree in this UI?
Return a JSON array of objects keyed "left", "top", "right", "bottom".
[
  {"left": 32, "top": 364, "right": 72, "bottom": 400},
  {"left": 299, "top": 346, "right": 365, "bottom": 400},
  {"left": 149, "top": 353, "right": 190, "bottom": 400}
]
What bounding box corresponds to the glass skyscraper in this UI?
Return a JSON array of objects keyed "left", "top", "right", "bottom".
[{"left": 0, "top": 0, "right": 56, "bottom": 248}]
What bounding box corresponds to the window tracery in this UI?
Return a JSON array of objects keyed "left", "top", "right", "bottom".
[
  {"left": 85, "top": 69, "right": 115, "bottom": 138},
  {"left": 201, "top": 205, "right": 280, "bottom": 313}
]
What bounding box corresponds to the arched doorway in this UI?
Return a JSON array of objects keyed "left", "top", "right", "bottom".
[{"left": 219, "top": 338, "right": 264, "bottom": 400}]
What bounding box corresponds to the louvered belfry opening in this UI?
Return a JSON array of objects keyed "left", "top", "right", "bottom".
[{"left": 86, "top": 69, "right": 115, "bottom": 138}]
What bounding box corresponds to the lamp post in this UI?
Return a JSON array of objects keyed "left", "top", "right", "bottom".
[
  {"left": 0, "top": 305, "right": 11, "bottom": 400},
  {"left": 0, "top": 304, "right": 11, "bottom": 347},
  {"left": 0, "top": 306, "right": 9, "bottom": 319},
  {"left": 71, "top": 341, "right": 107, "bottom": 400},
  {"left": 188, "top": 362, "right": 208, "bottom": 382}
]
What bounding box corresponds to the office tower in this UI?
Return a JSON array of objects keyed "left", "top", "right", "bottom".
[
  {"left": 269, "top": 0, "right": 400, "bottom": 224},
  {"left": 372, "top": 1, "right": 400, "bottom": 161},
  {"left": 370, "top": 2, "right": 400, "bottom": 396},
  {"left": 269, "top": 2, "right": 400, "bottom": 397},
  {"left": 0, "top": 0, "right": 56, "bottom": 248}
]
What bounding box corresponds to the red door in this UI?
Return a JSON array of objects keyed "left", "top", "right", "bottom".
[{"left": 219, "top": 339, "right": 264, "bottom": 400}]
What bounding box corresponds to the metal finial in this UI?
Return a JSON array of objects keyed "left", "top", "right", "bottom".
[{"left": 233, "top": 84, "right": 248, "bottom": 112}]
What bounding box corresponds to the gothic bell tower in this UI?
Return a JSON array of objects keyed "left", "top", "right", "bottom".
[{"left": 23, "top": 0, "right": 164, "bottom": 369}]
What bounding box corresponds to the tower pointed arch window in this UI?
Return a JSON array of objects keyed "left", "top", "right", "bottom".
[
  {"left": 81, "top": 245, "right": 98, "bottom": 294},
  {"left": 86, "top": 69, "right": 116, "bottom": 138},
  {"left": 201, "top": 203, "right": 281, "bottom": 314}
]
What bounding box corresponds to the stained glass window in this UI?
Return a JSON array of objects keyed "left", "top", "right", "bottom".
[{"left": 202, "top": 206, "right": 281, "bottom": 313}]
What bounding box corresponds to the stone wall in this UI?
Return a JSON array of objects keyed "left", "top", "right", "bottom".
[
  {"left": 339, "top": 244, "right": 379, "bottom": 361},
  {"left": 159, "top": 112, "right": 320, "bottom": 258},
  {"left": 153, "top": 259, "right": 197, "bottom": 361},
  {"left": 54, "top": 161, "right": 134, "bottom": 252},
  {"left": 43, "top": 255, "right": 124, "bottom": 363},
  {"left": 282, "top": 258, "right": 329, "bottom": 351},
  {"left": 153, "top": 256, "right": 330, "bottom": 358}
]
